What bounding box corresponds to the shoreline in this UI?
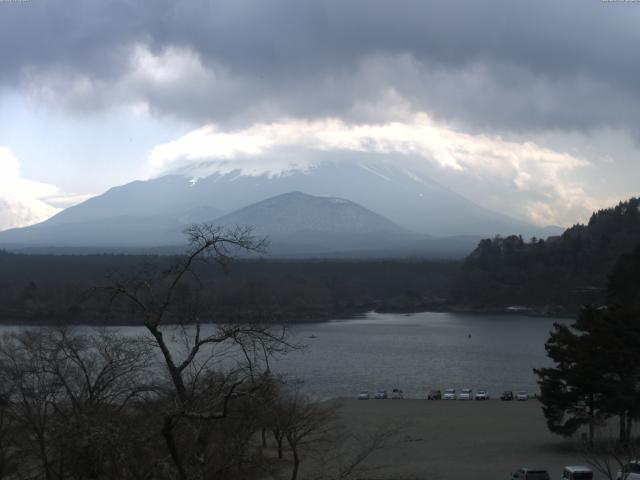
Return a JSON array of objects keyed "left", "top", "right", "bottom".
[
  {"left": 0, "top": 307, "right": 577, "bottom": 327},
  {"left": 0, "top": 305, "right": 576, "bottom": 327}
]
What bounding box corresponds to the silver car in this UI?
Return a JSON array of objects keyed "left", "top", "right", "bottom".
[
  {"left": 458, "top": 388, "right": 473, "bottom": 400},
  {"left": 374, "top": 390, "right": 388, "bottom": 399},
  {"left": 443, "top": 388, "right": 456, "bottom": 400},
  {"left": 475, "top": 390, "right": 489, "bottom": 400}
]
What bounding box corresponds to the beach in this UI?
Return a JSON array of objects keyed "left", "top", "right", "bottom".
[{"left": 332, "top": 398, "right": 592, "bottom": 480}]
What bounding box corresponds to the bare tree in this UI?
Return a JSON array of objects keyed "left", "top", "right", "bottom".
[
  {"left": 0, "top": 225, "right": 420, "bottom": 480},
  {"left": 107, "top": 224, "right": 295, "bottom": 479},
  {"left": 263, "top": 390, "right": 337, "bottom": 480},
  {"left": 0, "top": 329, "right": 65, "bottom": 480},
  {"left": 261, "top": 385, "right": 412, "bottom": 480},
  {"left": 310, "top": 420, "right": 409, "bottom": 480},
  {"left": 580, "top": 431, "right": 640, "bottom": 480},
  {"left": 0, "top": 327, "right": 156, "bottom": 480},
  {"left": 0, "top": 386, "right": 17, "bottom": 480}
]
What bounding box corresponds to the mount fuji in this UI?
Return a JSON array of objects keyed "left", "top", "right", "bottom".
[{"left": 0, "top": 161, "right": 559, "bottom": 257}]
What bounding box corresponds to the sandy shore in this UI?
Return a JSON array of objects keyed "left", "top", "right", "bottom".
[{"left": 333, "top": 398, "right": 594, "bottom": 480}]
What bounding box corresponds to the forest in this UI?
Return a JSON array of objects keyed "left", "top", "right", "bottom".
[
  {"left": 452, "top": 197, "right": 640, "bottom": 314},
  {"left": 1, "top": 197, "right": 639, "bottom": 325},
  {"left": 0, "top": 251, "right": 456, "bottom": 325}
]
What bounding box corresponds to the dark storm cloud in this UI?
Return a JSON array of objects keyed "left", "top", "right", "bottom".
[{"left": 1, "top": 0, "right": 639, "bottom": 131}]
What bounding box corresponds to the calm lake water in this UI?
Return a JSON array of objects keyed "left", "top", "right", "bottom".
[
  {"left": 1, "top": 311, "right": 570, "bottom": 400},
  {"left": 272, "top": 311, "right": 570, "bottom": 399}
]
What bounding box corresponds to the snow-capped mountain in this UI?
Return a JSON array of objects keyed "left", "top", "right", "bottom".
[
  {"left": 0, "top": 161, "right": 558, "bottom": 255},
  {"left": 33, "top": 162, "right": 540, "bottom": 233}
]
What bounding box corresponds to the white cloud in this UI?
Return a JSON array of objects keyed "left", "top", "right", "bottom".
[
  {"left": 148, "top": 113, "right": 591, "bottom": 225},
  {"left": 0, "top": 147, "right": 61, "bottom": 231}
]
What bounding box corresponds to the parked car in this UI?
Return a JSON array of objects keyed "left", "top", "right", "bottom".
[
  {"left": 374, "top": 390, "right": 388, "bottom": 399},
  {"left": 475, "top": 390, "right": 489, "bottom": 400},
  {"left": 617, "top": 460, "right": 640, "bottom": 479},
  {"left": 391, "top": 388, "right": 404, "bottom": 399},
  {"left": 357, "top": 390, "right": 370, "bottom": 400},
  {"left": 516, "top": 391, "right": 529, "bottom": 401},
  {"left": 458, "top": 388, "right": 473, "bottom": 400},
  {"left": 562, "top": 465, "right": 593, "bottom": 480},
  {"left": 427, "top": 389, "right": 442, "bottom": 400},
  {"left": 443, "top": 388, "right": 456, "bottom": 400},
  {"left": 501, "top": 390, "right": 514, "bottom": 401},
  {"left": 511, "top": 467, "right": 550, "bottom": 480}
]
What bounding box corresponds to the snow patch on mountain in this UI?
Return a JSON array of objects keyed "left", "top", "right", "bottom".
[
  {"left": 357, "top": 162, "right": 393, "bottom": 182},
  {"left": 168, "top": 158, "right": 316, "bottom": 183}
]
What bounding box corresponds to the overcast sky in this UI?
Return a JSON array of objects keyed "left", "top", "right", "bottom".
[{"left": 1, "top": 0, "right": 639, "bottom": 230}]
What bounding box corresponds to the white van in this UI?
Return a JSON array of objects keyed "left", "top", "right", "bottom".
[{"left": 561, "top": 466, "right": 593, "bottom": 480}]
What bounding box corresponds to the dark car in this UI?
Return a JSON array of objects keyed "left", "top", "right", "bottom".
[
  {"left": 427, "top": 389, "right": 442, "bottom": 400},
  {"left": 511, "top": 468, "right": 550, "bottom": 480},
  {"left": 501, "top": 390, "right": 514, "bottom": 401},
  {"left": 391, "top": 388, "right": 404, "bottom": 399}
]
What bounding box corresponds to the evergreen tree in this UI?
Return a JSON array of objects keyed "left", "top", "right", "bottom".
[
  {"left": 602, "top": 245, "right": 640, "bottom": 442},
  {"left": 535, "top": 245, "right": 640, "bottom": 443},
  {"left": 607, "top": 245, "right": 640, "bottom": 314},
  {"left": 535, "top": 305, "right": 609, "bottom": 445}
]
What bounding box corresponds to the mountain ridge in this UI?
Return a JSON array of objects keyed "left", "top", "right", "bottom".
[
  {"left": 30, "top": 162, "right": 548, "bottom": 236},
  {"left": 213, "top": 191, "right": 407, "bottom": 236},
  {"left": 0, "top": 161, "right": 562, "bottom": 256}
]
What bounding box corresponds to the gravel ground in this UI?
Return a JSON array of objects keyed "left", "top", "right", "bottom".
[{"left": 332, "top": 398, "right": 598, "bottom": 480}]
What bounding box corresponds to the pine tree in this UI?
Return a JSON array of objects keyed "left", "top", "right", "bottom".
[
  {"left": 535, "top": 245, "right": 640, "bottom": 444},
  {"left": 535, "top": 305, "right": 609, "bottom": 445}
]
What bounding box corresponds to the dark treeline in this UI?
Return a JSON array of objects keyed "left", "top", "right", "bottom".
[
  {"left": 453, "top": 197, "right": 640, "bottom": 314},
  {"left": 0, "top": 251, "right": 457, "bottom": 325},
  {"left": 3, "top": 197, "right": 640, "bottom": 325}
]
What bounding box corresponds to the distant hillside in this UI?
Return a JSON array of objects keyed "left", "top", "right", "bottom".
[
  {"left": 0, "top": 189, "right": 480, "bottom": 258},
  {"left": 0, "top": 190, "right": 407, "bottom": 250},
  {"left": 214, "top": 191, "right": 404, "bottom": 236},
  {"left": 208, "top": 191, "right": 482, "bottom": 258},
  {"left": 0, "top": 215, "right": 186, "bottom": 248},
  {"left": 5, "top": 161, "right": 551, "bottom": 239},
  {"left": 453, "top": 197, "right": 640, "bottom": 313}
]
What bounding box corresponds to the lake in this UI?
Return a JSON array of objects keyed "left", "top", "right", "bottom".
[
  {"left": 273, "top": 311, "right": 570, "bottom": 399},
  {"left": 0, "top": 311, "right": 570, "bottom": 400}
]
